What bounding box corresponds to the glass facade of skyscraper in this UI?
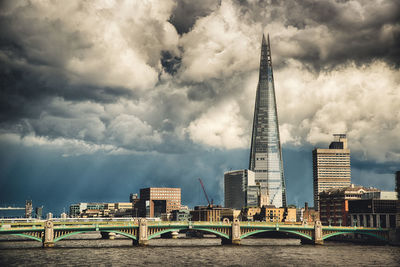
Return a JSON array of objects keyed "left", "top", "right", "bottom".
[{"left": 249, "top": 35, "right": 287, "bottom": 208}]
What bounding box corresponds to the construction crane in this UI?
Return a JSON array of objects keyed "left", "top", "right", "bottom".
[{"left": 198, "top": 178, "right": 213, "bottom": 207}]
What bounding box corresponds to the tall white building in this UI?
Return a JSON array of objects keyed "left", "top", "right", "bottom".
[{"left": 313, "top": 134, "right": 351, "bottom": 210}]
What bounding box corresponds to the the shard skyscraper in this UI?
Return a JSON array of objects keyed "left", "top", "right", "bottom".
[{"left": 249, "top": 34, "right": 287, "bottom": 208}]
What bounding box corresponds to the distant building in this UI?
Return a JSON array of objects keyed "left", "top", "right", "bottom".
[
  {"left": 313, "top": 134, "right": 351, "bottom": 210},
  {"left": 35, "top": 206, "right": 43, "bottom": 219},
  {"left": 190, "top": 205, "right": 230, "bottom": 222},
  {"left": 302, "top": 202, "right": 319, "bottom": 224},
  {"left": 348, "top": 199, "right": 397, "bottom": 228},
  {"left": 319, "top": 185, "right": 379, "bottom": 226},
  {"left": 136, "top": 187, "right": 181, "bottom": 218},
  {"left": 69, "top": 203, "right": 106, "bottom": 217},
  {"left": 25, "top": 200, "right": 32, "bottom": 218},
  {"left": 254, "top": 206, "right": 296, "bottom": 222},
  {"left": 361, "top": 191, "right": 397, "bottom": 200},
  {"left": 224, "top": 169, "right": 257, "bottom": 209},
  {"left": 171, "top": 209, "right": 191, "bottom": 221},
  {"left": 241, "top": 207, "right": 262, "bottom": 221},
  {"left": 129, "top": 193, "right": 138, "bottom": 203}
]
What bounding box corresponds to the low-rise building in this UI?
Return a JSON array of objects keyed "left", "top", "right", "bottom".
[
  {"left": 302, "top": 202, "right": 319, "bottom": 224},
  {"left": 319, "top": 185, "right": 380, "bottom": 226},
  {"left": 171, "top": 209, "right": 191, "bottom": 221},
  {"left": 348, "top": 199, "right": 397, "bottom": 228},
  {"left": 241, "top": 207, "right": 261, "bottom": 221},
  {"left": 190, "top": 205, "right": 230, "bottom": 222},
  {"left": 69, "top": 203, "right": 107, "bottom": 217},
  {"left": 254, "top": 206, "right": 296, "bottom": 222}
]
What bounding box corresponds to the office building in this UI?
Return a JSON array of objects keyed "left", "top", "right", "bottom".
[
  {"left": 224, "top": 169, "right": 257, "bottom": 209},
  {"left": 348, "top": 198, "right": 397, "bottom": 228},
  {"left": 313, "top": 134, "right": 351, "bottom": 210},
  {"left": 136, "top": 187, "right": 181, "bottom": 218},
  {"left": 249, "top": 34, "right": 286, "bottom": 208},
  {"left": 319, "top": 185, "right": 379, "bottom": 226},
  {"left": 361, "top": 191, "right": 398, "bottom": 200}
]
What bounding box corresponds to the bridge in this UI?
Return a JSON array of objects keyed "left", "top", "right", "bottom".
[
  {"left": 0, "top": 219, "right": 395, "bottom": 247},
  {"left": 0, "top": 207, "right": 25, "bottom": 210}
]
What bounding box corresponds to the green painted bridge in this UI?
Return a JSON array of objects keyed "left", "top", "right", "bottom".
[{"left": 0, "top": 219, "right": 394, "bottom": 247}]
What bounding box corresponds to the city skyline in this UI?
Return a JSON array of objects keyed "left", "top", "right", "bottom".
[{"left": 0, "top": 1, "right": 399, "bottom": 214}]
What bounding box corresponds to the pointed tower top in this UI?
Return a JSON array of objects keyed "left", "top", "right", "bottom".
[{"left": 261, "top": 33, "right": 270, "bottom": 45}]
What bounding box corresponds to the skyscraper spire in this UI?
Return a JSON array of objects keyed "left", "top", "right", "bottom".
[{"left": 249, "top": 34, "right": 287, "bottom": 208}]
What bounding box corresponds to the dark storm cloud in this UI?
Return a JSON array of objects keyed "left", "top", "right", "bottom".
[
  {"left": 169, "top": 0, "right": 221, "bottom": 34},
  {"left": 161, "top": 50, "right": 181, "bottom": 75},
  {"left": 233, "top": 0, "right": 400, "bottom": 69},
  {"left": 0, "top": 0, "right": 399, "bottom": 158}
]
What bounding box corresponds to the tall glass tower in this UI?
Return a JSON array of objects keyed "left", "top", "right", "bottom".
[{"left": 249, "top": 34, "right": 287, "bottom": 208}]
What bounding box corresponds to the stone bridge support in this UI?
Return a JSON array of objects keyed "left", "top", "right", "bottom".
[
  {"left": 133, "top": 218, "right": 148, "bottom": 246},
  {"left": 221, "top": 219, "right": 241, "bottom": 245},
  {"left": 43, "top": 220, "right": 54, "bottom": 248},
  {"left": 313, "top": 220, "right": 323, "bottom": 245}
]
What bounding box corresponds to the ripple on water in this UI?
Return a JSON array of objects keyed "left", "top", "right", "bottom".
[{"left": 0, "top": 234, "right": 399, "bottom": 266}]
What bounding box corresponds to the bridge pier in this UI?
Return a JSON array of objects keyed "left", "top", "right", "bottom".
[
  {"left": 42, "top": 220, "right": 54, "bottom": 248},
  {"left": 313, "top": 220, "right": 324, "bottom": 245},
  {"left": 133, "top": 218, "right": 148, "bottom": 246},
  {"left": 222, "top": 218, "right": 241, "bottom": 245}
]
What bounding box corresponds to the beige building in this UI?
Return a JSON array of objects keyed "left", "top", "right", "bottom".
[
  {"left": 253, "top": 206, "right": 296, "bottom": 222},
  {"left": 190, "top": 205, "right": 230, "bottom": 222},
  {"left": 313, "top": 134, "right": 351, "bottom": 210}
]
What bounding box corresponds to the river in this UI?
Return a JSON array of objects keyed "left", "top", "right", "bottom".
[{"left": 0, "top": 233, "right": 399, "bottom": 266}]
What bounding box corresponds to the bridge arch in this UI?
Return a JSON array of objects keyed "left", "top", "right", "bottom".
[
  {"left": 323, "top": 231, "right": 387, "bottom": 242},
  {"left": 9, "top": 233, "right": 42, "bottom": 242},
  {"left": 148, "top": 228, "right": 181, "bottom": 240},
  {"left": 241, "top": 229, "right": 313, "bottom": 240},
  {"left": 194, "top": 228, "right": 230, "bottom": 239},
  {"left": 53, "top": 230, "right": 137, "bottom": 242},
  {"left": 147, "top": 227, "right": 230, "bottom": 240}
]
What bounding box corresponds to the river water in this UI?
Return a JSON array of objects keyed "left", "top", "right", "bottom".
[{"left": 0, "top": 233, "right": 399, "bottom": 266}]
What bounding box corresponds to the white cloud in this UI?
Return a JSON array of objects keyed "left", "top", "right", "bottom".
[
  {"left": 186, "top": 101, "right": 248, "bottom": 149},
  {"left": 179, "top": 0, "right": 260, "bottom": 82},
  {"left": 274, "top": 60, "right": 400, "bottom": 162}
]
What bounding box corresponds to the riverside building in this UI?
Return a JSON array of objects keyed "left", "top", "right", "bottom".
[
  {"left": 136, "top": 187, "right": 181, "bottom": 218},
  {"left": 313, "top": 134, "right": 351, "bottom": 210},
  {"left": 318, "top": 185, "right": 379, "bottom": 226}
]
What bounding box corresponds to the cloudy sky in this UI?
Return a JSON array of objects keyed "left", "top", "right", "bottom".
[{"left": 0, "top": 0, "right": 399, "bottom": 214}]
